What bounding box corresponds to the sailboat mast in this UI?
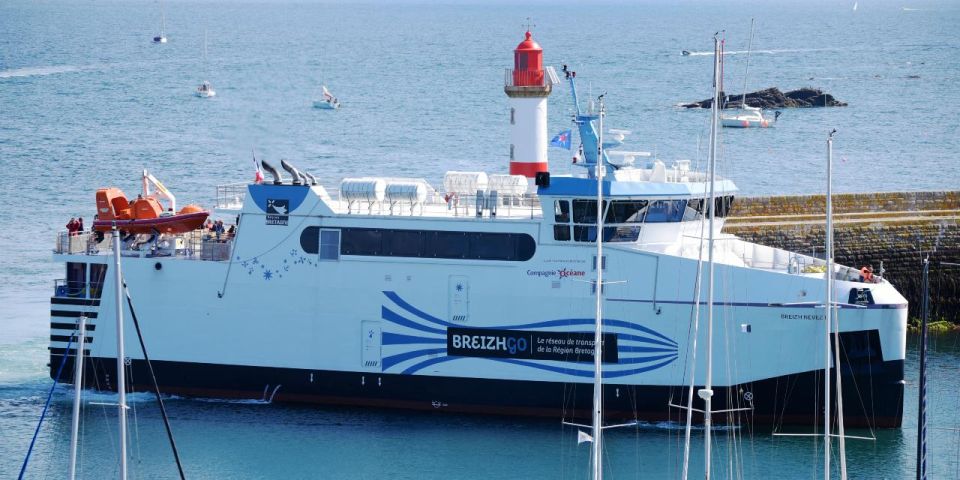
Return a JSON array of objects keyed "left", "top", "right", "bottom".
[
  {"left": 112, "top": 228, "right": 128, "bottom": 480},
  {"left": 824, "top": 131, "right": 835, "bottom": 480},
  {"left": 700, "top": 34, "right": 721, "bottom": 480},
  {"left": 829, "top": 130, "right": 848, "bottom": 479},
  {"left": 591, "top": 96, "right": 606, "bottom": 480},
  {"left": 740, "top": 19, "right": 754, "bottom": 109},
  {"left": 68, "top": 315, "right": 87, "bottom": 480},
  {"left": 916, "top": 256, "right": 929, "bottom": 480}
]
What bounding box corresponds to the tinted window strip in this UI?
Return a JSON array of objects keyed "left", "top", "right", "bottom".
[{"left": 339, "top": 228, "right": 535, "bottom": 261}]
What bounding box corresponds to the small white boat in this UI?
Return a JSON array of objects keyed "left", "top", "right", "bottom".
[
  {"left": 153, "top": 0, "right": 167, "bottom": 43},
  {"left": 195, "top": 80, "right": 216, "bottom": 98},
  {"left": 313, "top": 85, "right": 340, "bottom": 110},
  {"left": 720, "top": 105, "right": 776, "bottom": 128},
  {"left": 194, "top": 31, "right": 215, "bottom": 98},
  {"left": 720, "top": 19, "right": 777, "bottom": 129}
]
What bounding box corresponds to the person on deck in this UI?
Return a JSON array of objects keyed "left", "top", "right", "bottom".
[
  {"left": 66, "top": 217, "right": 79, "bottom": 236},
  {"left": 214, "top": 220, "right": 225, "bottom": 240},
  {"left": 859, "top": 265, "right": 875, "bottom": 283}
]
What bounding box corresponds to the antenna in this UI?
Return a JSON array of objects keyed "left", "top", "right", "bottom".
[{"left": 522, "top": 17, "right": 536, "bottom": 32}]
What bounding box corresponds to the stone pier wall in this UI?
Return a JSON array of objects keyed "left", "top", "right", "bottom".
[{"left": 723, "top": 191, "right": 960, "bottom": 322}]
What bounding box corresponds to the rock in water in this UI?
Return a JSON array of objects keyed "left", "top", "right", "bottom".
[{"left": 681, "top": 87, "right": 847, "bottom": 108}]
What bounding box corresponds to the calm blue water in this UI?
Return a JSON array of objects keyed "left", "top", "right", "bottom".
[{"left": 2, "top": 0, "right": 959, "bottom": 477}]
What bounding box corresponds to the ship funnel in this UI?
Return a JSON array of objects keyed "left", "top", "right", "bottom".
[
  {"left": 280, "top": 160, "right": 303, "bottom": 185},
  {"left": 304, "top": 172, "right": 318, "bottom": 186},
  {"left": 260, "top": 160, "right": 283, "bottom": 185}
]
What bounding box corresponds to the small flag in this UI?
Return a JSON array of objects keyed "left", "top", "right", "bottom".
[
  {"left": 551, "top": 129, "right": 572, "bottom": 150},
  {"left": 577, "top": 430, "right": 593, "bottom": 444},
  {"left": 253, "top": 149, "right": 264, "bottom": 184}
]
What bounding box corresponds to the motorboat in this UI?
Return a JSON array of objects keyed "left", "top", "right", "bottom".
[{"left": 92, "top": 170, "right": 209, "bottom": 234}]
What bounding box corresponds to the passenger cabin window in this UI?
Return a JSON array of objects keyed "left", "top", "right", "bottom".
[
  {"left": 89, "top": 264, "right": 107, "bottom": 299},
  {"left": 331, "top": 228, "right": 535, "bottom": 261},
  {"left": 65, "top": 262, "right": 86, "bottom": 298},
  {"left": 320, "top": 229, "right": 340, "bottom": 260},
  {"left": 300, "top": 227, "right": 342, "bottom": 260}
]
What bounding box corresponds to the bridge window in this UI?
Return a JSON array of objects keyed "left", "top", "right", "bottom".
[
  {"left": 572, "top": 199, "right": 607, "bottom": 224},
  {"left": 605, "top": 200, "right": 647, "bottom": 223},
  {"left": 685, "top": 196, "right": 734, "bottom": 218},
  {"left": 554, "top": 200, "right": 570, "bottom": 223},
  {"left": 644, "top": 200, "right": 686, "bottom": 223}
]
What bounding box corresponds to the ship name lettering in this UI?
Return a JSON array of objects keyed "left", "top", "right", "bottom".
[{"left": 451, "top": 334, "right": 528, "bottom": 354}]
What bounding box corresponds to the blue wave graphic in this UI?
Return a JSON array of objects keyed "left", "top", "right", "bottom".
[
  {"left": 379, "top": 292, "right": 679, "bottom": 377},
  {"left": 382, "top": 348, "right": 447, "bottom": 371},
  {"left": 382, "top": 332, "right": 446, "bottom": 346},
  {"left": 385, "top": 290, "right": 677, "bottom": 346}
]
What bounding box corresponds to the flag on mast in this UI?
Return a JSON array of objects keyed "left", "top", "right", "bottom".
[
  {"left": 253, "top": 149, "right": 264, "bottom": 184},
  {"left": 550, "top": 129, "right": 572, "bottom": 150},
  {"left": 577, "top": 430, "right": 593, "bottom": 444}
]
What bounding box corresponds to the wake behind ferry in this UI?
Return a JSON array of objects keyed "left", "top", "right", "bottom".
[{"left": 50, "top": 31, "right": 906, "bottom": 428}]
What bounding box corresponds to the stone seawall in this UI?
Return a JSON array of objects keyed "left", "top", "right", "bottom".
[{"left": 723, "top": 191, "right": 960, "bottom": 322}]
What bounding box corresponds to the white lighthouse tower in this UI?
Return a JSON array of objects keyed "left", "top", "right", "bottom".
[{"left": 505, "top": 30, "right": 552, "bottom": 178}]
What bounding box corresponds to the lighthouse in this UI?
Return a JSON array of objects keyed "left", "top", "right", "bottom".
[{"left": 505, "top": 30, "right": 552, "bottom": 178}]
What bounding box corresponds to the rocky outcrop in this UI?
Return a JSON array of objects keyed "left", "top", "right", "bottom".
[{"left": 682, "top": 87, "right": 847, "bottom": 109}]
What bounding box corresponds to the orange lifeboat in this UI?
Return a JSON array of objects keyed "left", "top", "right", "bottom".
[{"left": 93, "top": 173, "right": 209, "bottom": 234}]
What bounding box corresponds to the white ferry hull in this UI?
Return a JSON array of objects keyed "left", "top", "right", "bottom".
[{"left": 49, "top": 208, "right": 907, "bottom": 428}]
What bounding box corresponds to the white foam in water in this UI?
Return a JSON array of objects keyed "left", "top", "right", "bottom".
[
  {"left": 683, "top": 47, "right": 839, "bottom": 56},
  {"left": 0, "top": 65, "right": 82, "bottom": 79}
]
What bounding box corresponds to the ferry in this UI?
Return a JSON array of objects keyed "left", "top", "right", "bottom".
[{"left": 49, "top": 31, "right": 906, "bottom": 428}]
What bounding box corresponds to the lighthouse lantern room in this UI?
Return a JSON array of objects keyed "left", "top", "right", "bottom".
[{"left": 505, "top": 31, "right": 553, "bottom": 178}]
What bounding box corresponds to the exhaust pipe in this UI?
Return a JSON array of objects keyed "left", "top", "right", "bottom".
[
  {"left": 280, "top": 160, "right": 302, "bottom": 185},
  {"left": 260, "top": 160, "right": 283, "bottom": 185},
  {"left": 304, "top": 172, "right": 318, "bottom": 186}
]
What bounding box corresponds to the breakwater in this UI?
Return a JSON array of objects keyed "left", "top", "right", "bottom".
[{"left": 724, "top": 191, "right": 960, "bottom": 322}]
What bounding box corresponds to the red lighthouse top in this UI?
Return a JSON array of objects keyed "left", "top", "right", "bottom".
[{"left": 513, "top": 31, "right": 544, "bottom": 87}]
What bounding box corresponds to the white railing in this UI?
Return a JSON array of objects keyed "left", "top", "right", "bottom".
[
  {"left": 338, "top": 191, "right": 542, "bottom": 219},
  {"left": 54, "top": 230, "right": 234, "bottom": 262},
  {"left": 216, "top": 183, "right": 248, "bottom": 210}
]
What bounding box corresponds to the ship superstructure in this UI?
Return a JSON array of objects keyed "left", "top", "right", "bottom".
[{"left": 49, "top": 31, "right": 906, "bottom": 428}]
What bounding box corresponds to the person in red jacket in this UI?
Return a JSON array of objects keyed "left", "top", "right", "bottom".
[{"left": 66, "top": 217, "right": 79, "bottom": 236}]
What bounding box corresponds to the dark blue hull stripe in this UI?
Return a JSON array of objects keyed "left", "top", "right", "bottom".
[
  {"left": 609, "top": 297, "right": 907, "bottom": 310},
  {"left": 53, "top": 355, "right": 904, "bottom": 429}
]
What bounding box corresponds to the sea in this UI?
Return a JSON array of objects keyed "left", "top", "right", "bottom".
[{"left": 1, "top": 0, "right": 959, "bottom": 478}]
